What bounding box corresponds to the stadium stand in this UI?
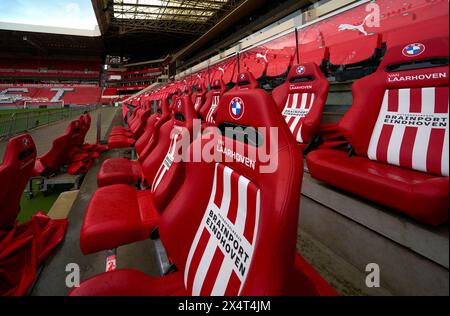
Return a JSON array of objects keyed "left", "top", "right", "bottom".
[
  {"left": 0, "top": 84, "right": 102, "bottom": 107},
  {"left": 0, "top": 0, "right": 448, "bottom": 298}
]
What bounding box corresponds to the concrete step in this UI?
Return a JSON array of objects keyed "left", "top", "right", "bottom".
[{"left": 299, "top": 172, "right": 449, "bottom": 296}]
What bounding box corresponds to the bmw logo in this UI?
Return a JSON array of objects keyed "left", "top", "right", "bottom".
[
  {"left": 230, "top": 97, "right": 245, "bottom": 120},
  {"left": 402, "top": 43, "right": 426, "bottom": 58},
  {"left": 296, "top": 66, "right": 306, "bottom": 75}
]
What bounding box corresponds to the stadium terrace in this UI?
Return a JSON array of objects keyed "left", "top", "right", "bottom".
[{"left": 0, "top": 0, "right": 448, "bottom": 305}]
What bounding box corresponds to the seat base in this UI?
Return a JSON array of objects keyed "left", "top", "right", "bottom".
[
  {"left": 69, "top": 270, "right": 186, "bottom": 296},
  {"left": 97, "top": 158, "right": 142, "bottom": 188},
  {"left": 80, "top": 185, "right": 160, "bottom": 254},
  {"left": 108, "top": 135, "right": 135, "bottom": 149},
  {"left": 306, "top": 149, "right": 449, "bottom": 226}
]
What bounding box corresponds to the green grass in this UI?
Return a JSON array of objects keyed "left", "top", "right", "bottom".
[
  {"left": 0, "top": 108, "right": 62, "bottom": 115},
  {"left": 17, "top": 180, "right": 71, "bottom": 224}
]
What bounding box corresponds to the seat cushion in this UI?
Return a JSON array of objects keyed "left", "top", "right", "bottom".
[
  {"left": 306, "top": 149, "right": 449, "bottom": 225},
  {"left": 80, "top": 185, "right": 160, "bottom": 254},
  {"left": 107, "top": 135, "right": 135, "bottom": 149},
  {"left": 97, "top": 158, "right": 142, "bottom": 188},
  {"left": 109, "top": 130, "right": 133, "bottom": 138},
  {"left": 69, "top": 270, "right": 186, "bottom": 296},
  {"left": 111, "top": 126, "right": 130, "bottom": 134}
]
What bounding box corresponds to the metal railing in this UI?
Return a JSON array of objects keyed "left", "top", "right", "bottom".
[{"left": 0, "top": 105, "right": 100, "bottom": 140}]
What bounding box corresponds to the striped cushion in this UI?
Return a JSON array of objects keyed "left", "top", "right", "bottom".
[
  {"left": 282, "top": 93, "right": 315, "bottom": 143},
  {"left": 368, "top": 87, "right": 449, "bottom": 176},
  {"left": 184, "top": 163, "right": 260, "bottom": 296}
]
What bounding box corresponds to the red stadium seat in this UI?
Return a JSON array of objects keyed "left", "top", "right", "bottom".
[
  {"left": 199, "top": 79, "right": 227, "bottom": 123},
  {"left": 191, "top": 81, "right": 206, "bottom": 113},
  {"left": 81, "top": 95, "right": 197, "bottom": 254},
  {"left": 272, "top": 63, "right": 330, "bottom": 151},
  {"left": 97, "top": 98, "right": 171, "bottom": 188},
  {"left": 33, "top": 120, "right": 82, "bottom": 177},
  {"left": 233, "top": 72, "right": 259, "bottom": 90},
  {"left": 71, "top": 71, "right": 335, "bottom": 296},
  {"left": 307, "top": 37, "right": 449, "bottom": 225},
  {"left": 110, "top": 105, "right": 146, "bottom": 136},
  {"left": 0, "top": 134, "right": 37, "bottom": 231},
  {"left": 108, "top": 106, "right": 152, "bottom": 149}
]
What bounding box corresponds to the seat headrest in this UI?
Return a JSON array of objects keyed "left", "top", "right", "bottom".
[
  {"left": 66, "top": 119, "right": 81, "bottom": 134},
  {"left": 286, "top": 63, "right": 327, "bottom": 93},
  {"left": 195, "top": 82, "right": 205, "bottom": 93},
  {"left": 2, "top": 134, "right": 36, "bottom": 166},
  {"left": 380, "top": 37, "right": 449, "bottom": 88},
  {"left": 215, "top": 86, "right": 293, "bottom": 153},
  {"left": 382, "top": 37, "right": 448, "bottom": 67},
  {"left": 236, "top": 72, "right": 258, "bottom": 90}
]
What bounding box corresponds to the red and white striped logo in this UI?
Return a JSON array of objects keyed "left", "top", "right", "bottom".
[
  {"left": 184, "top": 163, "right": 260, "bottom": 296},
  {"left": 282, "top": 93, "right": 315, "bottom": 143},
  {"left": 206, "top": 95, "right": 221, "bottom": 123},
  {"left": 368, "top": 87, "right": 449, "bottom": 176}
]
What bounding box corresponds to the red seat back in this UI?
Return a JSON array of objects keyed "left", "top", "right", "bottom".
[
  {"left": 339, "top": 37, "right": 449, "bottom": 176},
  {"left": 135, "top": 98, "right": 171, "bottom": 156},
  {"left": 0, "top": 134, "right": 36, "bottom": 230},
  {"left": 199, "top": 79, "right": 227, "bottom": 123},
  {"left": 159, "top": 72, "right": 303, "bottom": 295},
  {"left": 272, "top": 63, "right": 330, "bottom": 144},
  {"left": 140, "top": 95, "right": 197, "bottom": 191},
  {"left": 38, "top": 119, "right": 82, "bottom": 176}
]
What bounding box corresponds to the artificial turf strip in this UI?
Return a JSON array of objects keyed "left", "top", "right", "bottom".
[
  {"left": 17, "top": 180, "right": 71, "bottom": 224},
  {"left": 18, "top": 191, "right": 60, "bottom": 224}
]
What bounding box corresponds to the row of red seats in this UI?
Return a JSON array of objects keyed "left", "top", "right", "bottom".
[
  {"left": 71, "top": 65, "right": 338, "bottom": 295},
  {"left": 72, "top": 37, "right": 448, "bottom": 296},
  {"left": 126, "top": 37, "right": 449, "bottom": 226}
]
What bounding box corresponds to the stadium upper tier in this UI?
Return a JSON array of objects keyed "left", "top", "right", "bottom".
[{"left": 0, "top": 84, "right": 102, "bottom": 107}]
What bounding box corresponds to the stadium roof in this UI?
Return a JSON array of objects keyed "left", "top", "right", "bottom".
[{"left": 99, "top": 0, "right": 244, "bottom": 35}]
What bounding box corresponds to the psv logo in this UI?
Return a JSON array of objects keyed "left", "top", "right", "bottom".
[
  {"left": 230, "top": 97, "right": 245, "bottom": 120},
  {"left": 402, "top": 43, "right": 426, "bottom": 58}
]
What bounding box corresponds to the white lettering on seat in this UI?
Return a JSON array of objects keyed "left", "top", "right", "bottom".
[
  {"left": 368, "top": 87, "right": 449, "bottom": 176},
  {"left": 184, "top": 163, "right": 260, "bottom": 296},
  {"left": 282, "top": 93, "right": 315, "bottom": 143}
]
